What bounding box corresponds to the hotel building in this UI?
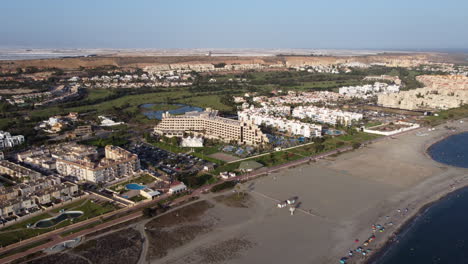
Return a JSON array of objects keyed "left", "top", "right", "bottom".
[{"left": 154, "top": 109, "right": 269, "bottom": 146}]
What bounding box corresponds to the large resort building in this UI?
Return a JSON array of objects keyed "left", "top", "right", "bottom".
[{"left": 154, "top": 108, "right": 269, "bottom": 146}]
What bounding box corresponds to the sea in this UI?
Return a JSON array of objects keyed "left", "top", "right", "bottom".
[
  {"left": 373, "top": 132, "right": 468, "bottom": 264},
  {"left": 0, "top": 49, "right": 97, "bottom": 60}
]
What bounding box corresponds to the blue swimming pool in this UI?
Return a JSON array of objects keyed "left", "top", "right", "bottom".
[
  {"left": 325, "top": 129, "right": 343, "bottom": 136},
  {"left": 126, "top": 183, "right": 146, "bottom": 190}
]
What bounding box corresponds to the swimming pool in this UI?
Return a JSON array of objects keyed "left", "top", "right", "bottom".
[
  {"left": 325, "top": 129, "right": 343, "bottom": 135},
  {"left": 33, "top": 211, "right": 83, "bottom": 228},
  {"left": 126, "top": 183, "right": 146, "bottom": 190}
]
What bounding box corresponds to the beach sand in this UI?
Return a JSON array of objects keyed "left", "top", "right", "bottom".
[{"left": 149, "top": 119, "right": 468, "bottom": 264}]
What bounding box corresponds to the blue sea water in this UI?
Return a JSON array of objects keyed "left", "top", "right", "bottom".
[
  {"left": 428, "top": 132, "right": 468, "bottom": 168},
  {"left": 375, "top": 132, "right": 468, "bottom": 264}
]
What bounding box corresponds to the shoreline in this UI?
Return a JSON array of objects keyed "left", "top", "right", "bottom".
[
  {"left": 365, "top": 185, "right": 468, "bottom": 264},
  {"left": 362, "top": 126, "right": 468, "bottom": 264}
]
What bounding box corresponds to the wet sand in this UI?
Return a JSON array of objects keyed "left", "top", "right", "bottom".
[{"left": 150, "top": 119, "right": 468, "bottom": 264}]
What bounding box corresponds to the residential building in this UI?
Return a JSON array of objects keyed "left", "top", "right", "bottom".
[
  {"left": 17, "top": 148, "right": 56, "bottom": 170},
  {"left": 339, "top": 82, "right": 400, "bottom": 99},
  {"left": 0, "top": 177, "right": 78, "bottom": 217},
  {"left": 99, "top": 116, "right": 124, "bottom": 126},
  {"left": 378, "top": 75, "right": 468, "bottom": 110},
  {"left": 0, "top": 131, "right": 25, "bottom": 149},
  {"left": 73, "top": 125, "right": 93, "bottom": 137},
  {"left": 292, "top": 106, "right": 363, "bottom": 126},
  {"left": 0, "top": 160, "right": 41, "bottom": 182},
  {"left": 168, "top": 181, "right": 187, "bottom": 194},
  {"left": 55, "top": 144, "right": 140, "bottom": 183},
  {"left": 238, "top": 109, "right": 322, "bottom": 138}
]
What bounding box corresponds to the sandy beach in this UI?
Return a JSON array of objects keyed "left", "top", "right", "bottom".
[{"left": 146, "top": 118, "right": 468, "bottom": 264}]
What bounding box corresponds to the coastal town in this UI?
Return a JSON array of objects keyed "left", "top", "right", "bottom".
[{"left": 0, "top": 48, "right": 467, "bottom": 264}]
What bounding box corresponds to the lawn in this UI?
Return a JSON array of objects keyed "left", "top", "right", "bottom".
[
  {"left": 1, "top": 213, "right": 53, "bottom": 231},
  {"left": 0, "top": 198, "right": 119, "bottom": 247},
  {"left": 424, "top": 104, "right": 468, "bottom": 126},
  {"left": 29, "top": 89, "right": 189, "bottom": 119},
  {"left": 140, "top": 103, "right": 182, "bottom": 111},
  {"left": 74, "top": 200, "right": 117, "bottom": 220},
  {"left": 129, "top": 195, "right": 147, "bottom": 203},
  {"left": 364, "top": 121, "right": 383, "bottom": 128},
  {"left": 178, "top": 94, "right": 232, "bottom": 111},
  {"left": 28, "top": 88, "right": 234, "bottom": 120},
  {"left": 86, "top": 89, "right": 115, "bottom": 100},
  {"left": 0, "top": 118, "right": 11, "bottom": 130},
  {"left": 253, "top": 150, "right": 302, "bottom": 167},
  {"left": 80, "top": 131, "right": 130, "bottom": 147}
]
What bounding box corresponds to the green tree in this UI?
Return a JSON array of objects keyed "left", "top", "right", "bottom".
[
  {"left": 143, "top": 207, "right": 157, "bottom": 218},
  {"left": 352, "top": 142, "right": 361, "bottom": 150},
  {"left": 315, "top": 144, "right": 325, "bottom": 153}
]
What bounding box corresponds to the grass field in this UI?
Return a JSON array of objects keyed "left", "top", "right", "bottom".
[
  {"left": 27, "top": 88, "right": 234, "bottom": 124},
  {"left": 86, "top": 89, "right": 115, "bottom": 100},
  {"left": 140, "top": 103, "right": 182, "bottom": 111},
  {"left": 0, "top": 118, "right": 11, "bottom": 130},
  {"left": 424, "top": 104, "right": 468, "bottom": 126},
  {"left": 30, "top": 90, "right": 188, "bottom": 118}
]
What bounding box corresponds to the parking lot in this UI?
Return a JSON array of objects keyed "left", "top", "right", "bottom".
[{"left": 129, "top": 143, "right": 216, "bottom": 177}]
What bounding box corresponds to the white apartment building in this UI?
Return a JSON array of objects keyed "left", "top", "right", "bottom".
[
  {"left": 55, "top": 145, "right": 140, "bottom": 183},
  {"left": 238, "top": 110, "right": 322, "bottom": 138},
  {"left": 292, "top": 106, "right": 363, "bottom": 126},
  {"left": 264, "top": 91, "right": 345, "bottom": 105},
  {"left": 339, "top": 82, "right": 400, "bottom": 99},
  {"left": 0, "top": 131, "right": 25, "bottom": 149}
]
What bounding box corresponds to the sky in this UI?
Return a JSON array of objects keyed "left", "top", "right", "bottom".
[{"left": 1, "top": 0, "right": 467, "bottom": 50}]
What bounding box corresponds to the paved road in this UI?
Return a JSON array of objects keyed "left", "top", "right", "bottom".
[{"left": 0, "top": 127, "right": 425, "bottom": 263}]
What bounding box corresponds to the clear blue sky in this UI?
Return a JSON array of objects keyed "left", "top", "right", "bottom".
[{"left": 1, "top": 0, "right": 467, "bottom": 50}]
